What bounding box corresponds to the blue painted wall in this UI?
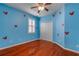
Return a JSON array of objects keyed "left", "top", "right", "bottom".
[
  {"left": 41, "top": 4, "right": 79, "bottom": 51},
  {"left": 0, "top": 4, "right": 40, "bottom": 48},
  {"left": 0, "top": 3, "right": 79, "bottom": 52},
  {"left": 53, "top": 5, "right": 65, "bottom": 47},
  {"left": 53, "top": 4, "right": 79, "bottom": 51},
  {"left": 40, "top": 5, "right": 65, "bottom": 47},
  {"left": 41, "top": 15, "right": 53, "bottom": 22},
  {"left": 65, "top": 3, "right": 79, "bottom": 51}
]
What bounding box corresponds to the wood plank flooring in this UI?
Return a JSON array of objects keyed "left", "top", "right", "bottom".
[{"left": 0, "top": 40, "right": 79, "bottom": 56}]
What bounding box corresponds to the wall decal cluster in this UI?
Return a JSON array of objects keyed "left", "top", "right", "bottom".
[
  {"left": 64, "top": 32, "right": 69, "bottom": 35},
  {"left": 52, "top": 14, "right": 55, "bottom": 17},
  {"left": 62, "top": 24, "right": 64, "bottom": 26},
  {"left": 3, "top": 11, "right": 8, "bottom": 15},
  {"left": 69, "top": 11, "right": 74, "bottom": 16},
  {"left": 41, "top": 4, "right": 79, "bottom": 51},
  {"left": 59, "top": 12, "right": 61, "bottom": 14},
  {"left": 24, "top": 14, "right": 26, "bottom": 17},
  {"left": 0, "top": 4, "right": 40, "bottom": 48},
  {"left": 2, "top": 36, "right": 7, "bottom": 40},
  {"left": 14, "top": 25, "right": 18, "bottom": 28}
]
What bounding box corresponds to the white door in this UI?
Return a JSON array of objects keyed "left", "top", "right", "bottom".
[{"left": 40, "top": 21, "right": 53, "bottom": 41}]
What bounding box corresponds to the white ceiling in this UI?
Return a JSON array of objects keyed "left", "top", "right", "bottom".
[{"left": 5, "top": 3, "right": 64, "bottom": 17}]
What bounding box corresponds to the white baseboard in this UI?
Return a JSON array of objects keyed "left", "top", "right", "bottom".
[
  {"left": 0, "top": 39, "right": 79, "bottom": 54},
  {"left": 40, "top": 39, "right": 79, "bottom": 54},
  {"left": 39, "top": 39, "right": 79, "bottom": 53},
  {"left": 53, "top": 41, "right": 79, "bottom": 54},
  {"left": 0, "top": 39, "right": 39, "bottom": 50}
]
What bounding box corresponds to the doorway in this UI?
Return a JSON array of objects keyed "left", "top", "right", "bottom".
[{"left": 40, "top": 21, "right": 53, "bottom": 42}]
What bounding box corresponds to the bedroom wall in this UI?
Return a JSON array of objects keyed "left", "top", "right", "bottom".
[
  {"left": 0, "top": 4, "right": 40, "bottom": 48},
  {"left": 65, "top": 3, "right": 79, "bottom": 51},
  {"left": 53, "top": 5, "right": 65, "bottom": 47},
  {"left": 40, "top": 3, "right": 79, "bottom": 51},
  {"left": 40, "top": 5, "right": 65, "bottom": 47},
  {"left": 53, "top": 3, "right": 79, "bottom": 51},
  {"left": 0, "top": 3, "right": 79, "bottom": 52},
  {"left": 53, "top": 4, "right": 79, "bottom": 51}
]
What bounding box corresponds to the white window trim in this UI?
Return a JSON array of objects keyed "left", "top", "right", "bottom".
[{"left": 28, "top": 18, "right": 35, "bottom": 33}]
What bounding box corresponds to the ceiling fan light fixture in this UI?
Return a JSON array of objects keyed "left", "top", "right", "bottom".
[
  {"left": 31, "top": 3, "right": 52, "bottom": 13},
  {"left": 38, "top": 6, "right": 44, "bottom": 11}
]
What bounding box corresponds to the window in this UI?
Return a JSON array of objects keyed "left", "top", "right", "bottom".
[{"left": 28, "top": 18, "right": 35, "bottom": 33}]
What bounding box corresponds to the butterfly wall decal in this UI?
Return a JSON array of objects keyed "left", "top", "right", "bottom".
[
  {"left": 3, "top": 11, "right": 8, "bottom": 15},
  {"left": 64, "top": 32, "right": 69, "bottom": 35},
  {"left": 3, "top": 36, "right": 7, "bottom": 40},
  {"left": 69, "top": 11, "right": 74, "bottom": 16}
]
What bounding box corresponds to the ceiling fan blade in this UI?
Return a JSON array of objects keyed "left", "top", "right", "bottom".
[
  {"left": 45, "top": 8, "right": 49, "bottom": 11},
  {"left": 45, "top": 3, "right": 52, "bottom": 5},
  {"left": 31, "top": 6, "right": 38, "bottom": 9}
]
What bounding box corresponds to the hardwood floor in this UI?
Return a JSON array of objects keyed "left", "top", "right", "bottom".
[{"left": 0, "top": 40, "right": 79, "bottom": 56}]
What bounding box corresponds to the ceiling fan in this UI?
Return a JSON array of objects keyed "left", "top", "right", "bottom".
[{"left": 31, "top": 3, "right": 52, "bottom": 13}]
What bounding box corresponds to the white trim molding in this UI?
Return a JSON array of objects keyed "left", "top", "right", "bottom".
[
  {"left": 0, "top": 39, "right": 79, "bottom": 54},
  {"left": 0, "top": 39, "right": 39, "bottom": 50},
  {"left": 53, "top": 41, "right": 79, "bottom": 54}
]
